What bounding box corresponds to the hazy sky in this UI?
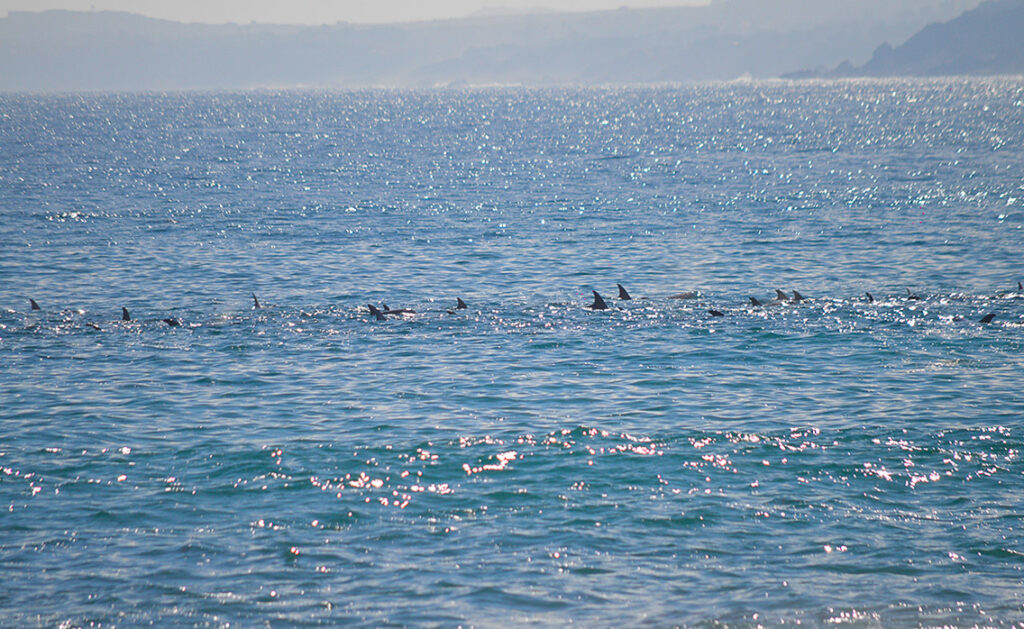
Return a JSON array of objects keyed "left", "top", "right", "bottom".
[{"left": 0, "top": 0, "right": 709, "bottom": 24}]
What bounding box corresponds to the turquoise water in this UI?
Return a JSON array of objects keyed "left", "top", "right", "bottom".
[{"left": 2, "top": 80, "right": 1024, "bottom": 627}]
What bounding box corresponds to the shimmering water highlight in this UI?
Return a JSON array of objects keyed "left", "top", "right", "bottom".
[{"left": 2, "top": 79, "right": 1024, "bottom": 627}]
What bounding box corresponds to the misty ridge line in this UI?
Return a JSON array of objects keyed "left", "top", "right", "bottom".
[
  {"left": 2, "top": 0, "right": 712, "bottom": 27},
  {"left": 789, "top": 0, "right": 1024, "bottom": 78},
  {"left": 2, "top": 0, "right": 1020, "bottom": 92}
]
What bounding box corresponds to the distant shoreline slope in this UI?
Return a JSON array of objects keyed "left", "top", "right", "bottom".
[
  {"left": 789, "top": 0, "right": 1024, "bottom": 78},
  {"left": 0, "top": 0, "right": 985, "bottom": 91}
]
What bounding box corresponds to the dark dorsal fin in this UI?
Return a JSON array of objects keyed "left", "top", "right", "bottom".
[
  {"left": 775, "top": 289, "right": 788, "bottom": 301},
  {"left": 122, "top": 307, "right": 131, "bottom": 321},
  {"left": 866, "top": 292, "right": 874, "bottom": 302},
  {"left": 382, "top": 304, "right": 390, "bottom": 312},
  {"left": 590, "top": 291, "right": 609, "bottom": 310},
  {"left": 456, "top": 297, "right": 467, "bottom": 310},
  {"left": 1019, "top": 281, "right": 1023, "bottom": 291},
  {"left": 906, "top": 288, "right": 920, "bottom": 300},
  {"left": 749, "top": 297, "right": 762, "bottom": 306},
  {"left": 792, "top": 290, "right": 804, "bottom": 302},
  {"left": 30, "top": 298, "right": 40, "bottom": 311},
  {"left": 252, "top": 293, "right": 261, "bottom": 309},
  {"left": 708, "top": 309, "right": 725, "bottom": 317},
  {"left": 367, "top": 304, "right": 386, "bottom": 321},
  {"left": 162, "top": 318, "right": 181, "bottom": 327},
  {"left": 980, "top": 313, "right": 996, "bottom": 324},
  {"left": 617, "top": 284, "right": 632, "bottom": 300}
]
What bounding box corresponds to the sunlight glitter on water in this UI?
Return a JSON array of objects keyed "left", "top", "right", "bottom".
[{"left": 3, "top": 80, "right": 1024, "bottom": 626}]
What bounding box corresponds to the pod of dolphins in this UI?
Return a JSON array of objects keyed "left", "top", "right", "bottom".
[
  {"left": 584, "top": 282, "right": 1021, "bottom": 326},
  {"left": 17, "top": 281, "right": 1022, "bottom": 329}
]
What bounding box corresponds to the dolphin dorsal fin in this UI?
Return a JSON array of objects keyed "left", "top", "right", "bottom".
[
  {"left": 456, "top": 297, "right": 467, "bottom": 310},
  {"left": 252, "top": 293, "right": 261, "bottom": 309},
  {"left": 866, "top": 292, "right": 874, "bottom": 302},
  {"left": 122, "top": 307, "right": 131, "bottom": 321},
  {"left": 30, "top": 298, "right": 40, "bottom": 311},
  {"left": 1019, "top": 281, "right": 1023, "bottom": 291},
  {"left": 367, "top": 304, "right": 386, "bottom": 321},
  {"left": 590, "top": 291, "right": 609, "bottom": 310},
  {"left": 775, "top": 289, "right": 788, "bottom": 301},
  {"left": 617, "top": 284, "right": 632, "bottom": 300},
  {"left": 792, "top": 290, "right": 804, "bottom": 302},
  {"left": 749, "top": 297, "right": 762, "bottom": 306},
  {"left": 980, "top": 313, "right": 996, "bottom": 324}
]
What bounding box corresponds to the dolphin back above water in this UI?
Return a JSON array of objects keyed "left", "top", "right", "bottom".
[{"left": 382, "top": 304, "right": 416, "bottom": 315}]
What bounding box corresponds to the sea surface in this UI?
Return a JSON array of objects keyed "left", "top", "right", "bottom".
[{"left": 2, "top": 79, "right": 1024, "bottom": 628}]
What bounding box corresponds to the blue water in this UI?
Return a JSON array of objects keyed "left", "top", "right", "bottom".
[{"left": 2, "top": 80, "right": 1024, "bottom": 627}]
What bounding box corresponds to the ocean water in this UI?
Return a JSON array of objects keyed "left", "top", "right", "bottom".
[{"left": 1, "top": 79, "right": 1023, "bottom": 627}]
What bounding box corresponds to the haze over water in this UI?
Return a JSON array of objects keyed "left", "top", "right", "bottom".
[{"left": 2, "top": 79, "right": 1024, "bottom": 627}]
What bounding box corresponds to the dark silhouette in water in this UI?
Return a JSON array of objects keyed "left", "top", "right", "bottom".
[
  {"left": 669, "top": 291, "right": 697, "bottom": 300},
  {"left": 766, "top": 289, "right": 805, "bottom": 304},
  {"left": 367, "top": 304, "right": 386, "bottom": 321},
  {"left": 26, "top": 281, "right": 1022, "bottom": 330}
]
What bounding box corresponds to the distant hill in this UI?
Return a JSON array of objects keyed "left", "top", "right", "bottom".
[
  {"left": 789, "top": 0, "right": 1024, "bottom": 78},
  {"left": 0, "top": 0, "right": 984, "bottom": 91}
]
